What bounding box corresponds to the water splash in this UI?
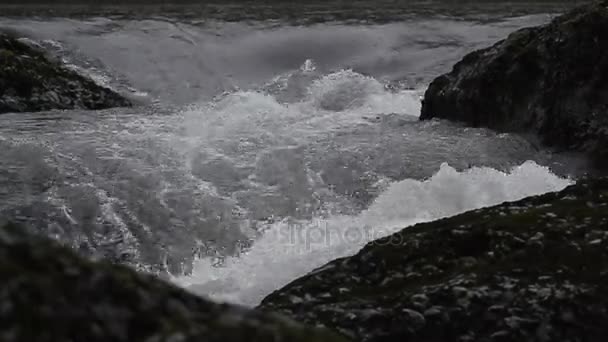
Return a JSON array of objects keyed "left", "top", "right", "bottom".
[{"left": 174, "top": 161, "right": 572, "bottom": 306}]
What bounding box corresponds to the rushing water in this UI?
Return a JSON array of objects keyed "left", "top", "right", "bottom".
[{"left": 0, "top": 2, "right": 587, "bottom": 306}]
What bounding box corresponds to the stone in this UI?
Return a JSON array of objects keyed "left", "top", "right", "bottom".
[
  {"left": 0, "top": 33, "right": 131, "bottom": 114},
  {"left": 420, "top": 1, "right": 608, "bottom": 170}
]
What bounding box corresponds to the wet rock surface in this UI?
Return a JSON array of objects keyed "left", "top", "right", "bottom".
[
  {"left": 0, "top": 33, "right": 130, "bottom": 114},
  {"left": 0, "top": 222, "right": 347, "bottom": 342},
  {"left": 260, "top": 177, "right": 608, "bottom": 341},
  {"left": 420, "top": 1, "right": 608, "bottom": 169}
]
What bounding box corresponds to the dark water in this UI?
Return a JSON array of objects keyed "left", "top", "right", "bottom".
[{"left": 0, "top": 1, "right": 589, "bottom": 302}]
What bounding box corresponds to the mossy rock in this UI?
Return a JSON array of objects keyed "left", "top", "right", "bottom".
[
  {"left": 260, "top": 177, "right": 608, "bottom": 341},
  {"left": 0, "top": 222, "right": 349, "bottom": 342}
]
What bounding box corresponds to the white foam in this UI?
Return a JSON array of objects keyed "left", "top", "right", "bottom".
[
  {"left": 173, "top": 161, "right": 572, "bottom": 306},
  {"left": 308, "top": 69, "right": 421, "bottom": 115},
  {"left": 300, "top": 58, "right": 317, "bottom": 73},
  {"left": 178, "top": 67, "right": 422, "bottom": 159}
]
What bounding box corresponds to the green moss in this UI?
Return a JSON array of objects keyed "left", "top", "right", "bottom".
[{"left": 0, "top": 48, "right": 14, "bottom": 60}]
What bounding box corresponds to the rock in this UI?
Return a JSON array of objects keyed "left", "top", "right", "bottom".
[
  {"left": 420, "top": 1, "right": 608, "bottom": 169},
  {"left": 260, "top": 177, "right": 608, "bottom": 341},
  {"left": 0, "top": 222, "right": 348, "bottom": 342},
  {"left": 0, "top": 33, "right": 131, "bottom": 114}
]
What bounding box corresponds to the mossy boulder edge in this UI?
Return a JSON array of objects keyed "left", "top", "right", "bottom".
[{"left": 260, "top": 178, "right": 608, "bottom": 341}]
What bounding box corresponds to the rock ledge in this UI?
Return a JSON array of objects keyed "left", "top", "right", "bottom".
[{"left": 0, "top": 33, "right": 130, "bottom": 114}]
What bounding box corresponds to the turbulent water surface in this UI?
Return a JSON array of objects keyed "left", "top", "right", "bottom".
[{"left": 0, "top": 1, "right": 587, "bottom": 306}]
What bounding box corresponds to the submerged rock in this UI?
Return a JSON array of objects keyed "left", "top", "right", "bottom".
[
  {"left": 0, "top": 33, "right": 130, "bottom": 114},
  {"left": 0, "top": 222, "right": 347, "bottom": 342},
  {"left": 260, "top": 177, "right": 608, "bottom": 341},
  {"left": 420, "top": 1, "right": 608, "bottom": 169}
]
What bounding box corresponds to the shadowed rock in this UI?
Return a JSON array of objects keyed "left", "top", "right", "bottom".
[
  {"left": 0, "top": 33, "right": 130, "bottom": 114},
  {"left": 420, "top": 1, "right": 608, "bottom": 169},
  {"left": 260, "top": 178, "right": 608, "bottom": 341},
  {"left": 0, "top": 222, "right": 348, "bottom": 342}
]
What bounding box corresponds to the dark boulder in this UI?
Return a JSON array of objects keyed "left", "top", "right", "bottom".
[
  {"left": 0, "top": 33, "right": 130, "bottom": 114},
  {"left": 420, "top": 1, "right": 608, "bottom": 169},
  {"left": 260, "top": 177, "right": 608, "bottom": 341},
  {"left": 0, "top": 222, "right": 348, "bottom": 342}
]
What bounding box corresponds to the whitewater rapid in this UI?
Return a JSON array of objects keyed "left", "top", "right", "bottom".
[
  {"left": 0, "top": 13, "right": 583, "bottom": 308},
  {"left": 168, "top": 65, "right": 573, "bottom": 305}
]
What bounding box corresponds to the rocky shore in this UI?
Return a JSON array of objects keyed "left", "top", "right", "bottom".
[
  {"left": 0, "top": 222, "right": 346, "bottom": 342},
  {"left": 0, "top": 33, "right": 130, "bottom": 114}
]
